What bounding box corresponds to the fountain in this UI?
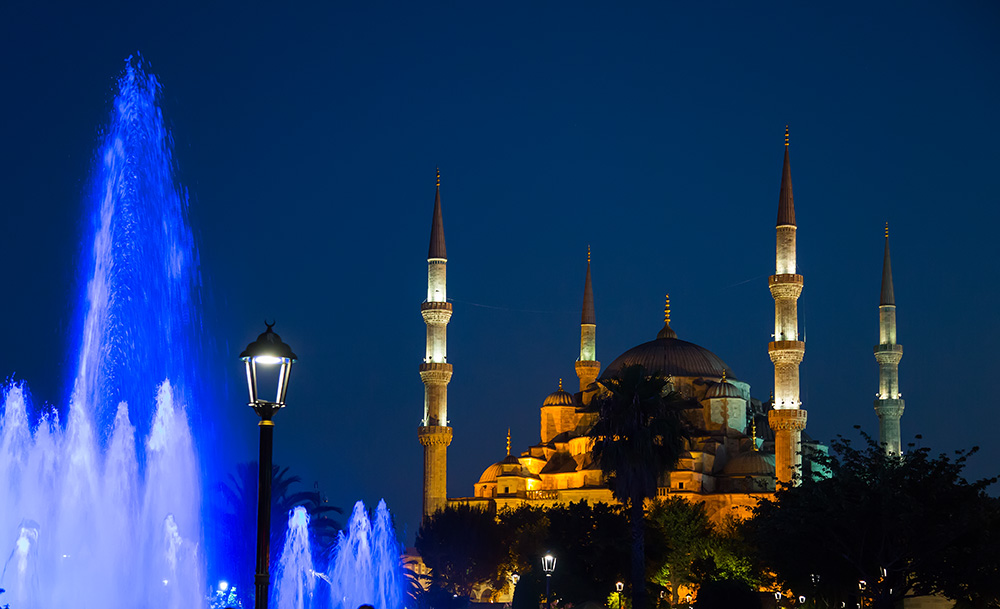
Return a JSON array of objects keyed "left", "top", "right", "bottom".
[
  {"left": 0, "top": 57, "right": 408, "bottom": 609},
  {"left": 0, "top": 58, "right": 205, "bottom": 607},
  {"left": 325, "top": 500, "right": 405, "bottom": 609},
  {"left": 273, "top": 507, "right": 316, "bottom": 609}
]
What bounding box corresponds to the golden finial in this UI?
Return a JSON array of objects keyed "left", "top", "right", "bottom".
[
  {"left": 664, "top": 294, "right": 671, "bottom": 324},
  {"left": 751, "top": 414, "right": 758, "bottom": 451},
  {"left": 587, "top": 245, "right": 591, "bottom": 264},
  {"left": 885, "top": 221, "right": 889, "bottom": 239},
  {"left": 784, "top": 125, "right": 789, "bottom": 147},
  {"left": 436, "top": 167, "right": 441, "bottom": 188},
  {"left": 558, "top": 378, "right": 563, "bottom": 391},
  {"left": 506, "top": 428, "right": 511, "bottom": 455},
  {"left": 721, "top": 369, "right": 727, "bottom": 383}
]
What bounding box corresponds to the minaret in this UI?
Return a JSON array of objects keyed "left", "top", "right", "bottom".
[
  {"left": 874, "top": 223, "right": 904, "bottom": 454},
  {"left": 768, "top": 127, "right": 808, "bottom": 486},
  {"left": 575, "top": 246, "right": 601, "bottom": 404},
  {"left": 418, "top": 168, "right": 453, "bottom": 518}
]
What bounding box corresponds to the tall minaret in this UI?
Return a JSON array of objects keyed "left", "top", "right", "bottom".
[
  {"left": 874, "top": 223, "right": 904, "bottom": 454},
  {"left": 575, "top": 246, "right": 600, "bottom": 404},
  {"left": 418, "top": 168, "right": 453, "bottom": 518},
  {"left": 768, "top": 127, "right": 808, "bottom": 486}
]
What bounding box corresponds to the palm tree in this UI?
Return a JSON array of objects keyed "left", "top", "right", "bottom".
[
  {"left": 214, "top": 462, "right": 342, "bottom": 604},
  {"left": 587, "top": 364, "right": 693, "bottom": 609}
]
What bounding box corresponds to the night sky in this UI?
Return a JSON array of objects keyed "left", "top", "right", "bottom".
[{"left": 2, "top": 2, "right": 998, "bottom": 543}]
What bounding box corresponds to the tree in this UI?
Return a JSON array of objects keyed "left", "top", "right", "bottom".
[
  {"left": 748, "top": 430, "right": 999, "bottom": 609},
  {"left": 587, "top": 364, "right": 694, "bottom": 609},
  {"left": 415, "top": 504, "right": 507, "bottom": 600},
  {"left": 647, "top": 499, "right": 762, "bottom": 605},
  {"left": 498, "top": 501, "right": 631, "bottom": 607}
]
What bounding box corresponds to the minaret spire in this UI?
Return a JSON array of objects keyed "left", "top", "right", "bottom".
[
  {"left": 419, "top": 169, "right": 454, "bottom": 518},
  {"left": 576, "top": 246, "right": 601, "bottom": 403},
  {"left": 874, "top": 224, "right": 904, "bottom": 454},
  {"left": 768, "top": 128, "right": 808, "bottom": 486}
]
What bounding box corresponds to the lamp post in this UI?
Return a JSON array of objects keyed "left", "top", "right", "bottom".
[
  {"left": 541, "top": 553, "right": 556, "bottom": 609},
  {"left": 510, "top": 572, "right": 520, "bottom": 604},
  {"left": 858, "top": 580, "right": 867, "bottom": 609},
  {"left": 241, "top": 322, "right": 297, "bottom": 609},
  {"left": 616, "top": 581, "right": 624, "bottom": 609}
]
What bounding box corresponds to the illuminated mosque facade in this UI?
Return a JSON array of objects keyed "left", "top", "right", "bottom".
[{"left": 417, "top": 131, "right": 904, "bottom": 523}]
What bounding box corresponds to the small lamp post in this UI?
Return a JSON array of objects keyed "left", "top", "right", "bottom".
[
  {"left": 541, "top": 553, "right": 556, "bottom": 609},
  {"left": 858, "top": 580, "right": 867, "bottom": 609},
  {"left": 616, "top": 581, "right": 624, "bottom": 609},
  {"left": 510, "top": 572, "right": 520, "bottom": 603},
  {"left": 241, "top": 322, "right": 297, "bottom": 609}
]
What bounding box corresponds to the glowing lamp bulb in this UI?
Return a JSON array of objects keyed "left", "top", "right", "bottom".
[
  {"left": 253, "top": 355, "right": 284, "bottom": 365},
  {"left": 219, "top": 580, "right": 229, "bottom": 592}
]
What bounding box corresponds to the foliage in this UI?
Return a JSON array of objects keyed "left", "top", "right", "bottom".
[
  {"left": 214, "top": 462, "right": 342, "bottom": 606},
  {"left": 502, "top": 501, "right": 631, "bottom": 607},
  {"left": 415, "top": 503, "right": 507, "bottom": 599},
  {"left": 748, "top": 429, "right": 999, "bottom": 609},
  {"left": 647, "top": 498, "right": 761, "bottom": 605},
  {"left": 587, "top": 364, "right": 694, "bottom": 609}
]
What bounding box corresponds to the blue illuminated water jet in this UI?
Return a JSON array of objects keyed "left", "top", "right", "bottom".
[{"left": 0, "top": 58, "right": 205, "bottom": 607}]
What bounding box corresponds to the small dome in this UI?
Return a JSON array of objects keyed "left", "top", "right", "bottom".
[
  {"left": 706, "top": 377, "right": 742, "bottom": 399},
  {"left": 478, "top": 462, "right": 502, "bottom": 484},
  {"left": 543, "top": 379, "right": 575, "bottom": 406},
  {"left": 543, "top": 389, "right": 575, "bottom": 406},
  {"left": 502, "top": 454, "right": 521, "bottom": 465},
  {"left": 722, "top": 452, "right": 775, "bottom": 477}
]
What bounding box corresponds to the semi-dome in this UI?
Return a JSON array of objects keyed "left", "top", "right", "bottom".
[
  {"left": 722, "top": 451, "right": 775, "bottom": 477},
  {"left": 602, "top": 322, "right": 735, "bottom": 381}
]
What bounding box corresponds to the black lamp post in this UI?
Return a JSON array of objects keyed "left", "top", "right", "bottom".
[
  {"left": 616, "top": 581, "right": 624, "bottom": 609},
  {"left": 541, "top": 553, "right": 556, "bottom": 609},
  {"left": 241, "top": 322, "right": 297, "bottom": 609}
]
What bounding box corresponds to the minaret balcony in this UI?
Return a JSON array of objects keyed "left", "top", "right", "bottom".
[
  {"left": 769, "top": 274, "right": 804, "bottom": 298},
  {"left": 421, "top": 301, "right": 453, "bottom": 312},
  {"left": 422, "top": 301, "right": 453, "bottom": 324},
  {"left": 419, "top": 362, "right": 453, "bottom": 384},
  {"left": 874, "top": 343, "right": 903, "bottom": 354}
]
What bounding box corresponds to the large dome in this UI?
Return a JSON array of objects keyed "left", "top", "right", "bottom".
[{"left": 601, "top": 323, "right": 735, "bottom": 380}]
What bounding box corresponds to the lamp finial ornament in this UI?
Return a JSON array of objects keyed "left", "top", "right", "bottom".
[
  {"left": 664, "top": 294, "right": 671, "bottom": 324},
  {"left": 436, "top": 167, "right": 440, "bottom": 189},
  {"left": 785, "top": 125, "right": 789, "bottom": 147},
  {"left": 885, "top": 221, "right": 889, "bottom": 238},
  {"left": 506, "top": 428, "right": 511, "bottom": 455}
]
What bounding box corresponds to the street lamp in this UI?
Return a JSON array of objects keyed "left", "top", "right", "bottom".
[
  {"left": 616, "top": 581, "right": 624, "bottom": 609},
  {"left": 858, "top": 580, "right": 867, "bottom": 609},
  {"left": 541, "top": 553, "right": 556, "bottom": 609},
  {"left": 510, "top": 572, "right": 520, "bottom": 602},
  {"left": 241, "top": 322, "right": 297, "bottom": 609}
]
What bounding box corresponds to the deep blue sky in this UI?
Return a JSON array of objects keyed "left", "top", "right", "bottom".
[{"left": 2, "top": 2, "right": 998, "bottom": 542}]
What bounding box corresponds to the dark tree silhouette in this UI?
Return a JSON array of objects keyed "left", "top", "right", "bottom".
[
  {"left": 749, "top": 430, "right": 999, "bottom": 609},
  {"left": 587, "top": 364, "right": 694, "bottom": 609}
]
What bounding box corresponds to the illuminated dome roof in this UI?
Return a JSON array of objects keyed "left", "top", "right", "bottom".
[
  {"left": 602, "top": 322, "right": 735, "bottom": 381},
  {"left": 722, "top": 451, "right": 775, "bottom": 477},
  {"left": 706, "top": 375, "right": 742, "bottom": 399},
  {"left": 543, "top": 379, "right": 575, "bottom": 406},
  {"left": 478, "top": 462, "right": 502, "bottom": 484}
]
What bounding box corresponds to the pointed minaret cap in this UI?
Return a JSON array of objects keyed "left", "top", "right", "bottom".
[
  {"left": 880, "top": 222, "right": 895, "bottom": 306},
  {"left": 777, "top": 126, "right": 796, "bottom": 227},
  {"left": 582, "top": 246, "right": 596, "bottom": 325},
  {"left": 428, "top": 168, "right": 447, "bottom": 260},
  {"left": 657, "top": 294, "right": 678, "bottom": 339}
]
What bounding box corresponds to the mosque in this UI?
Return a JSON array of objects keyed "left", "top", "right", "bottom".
[{"left": 416, "top": 130, "right": 905, "bottom": 524}]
